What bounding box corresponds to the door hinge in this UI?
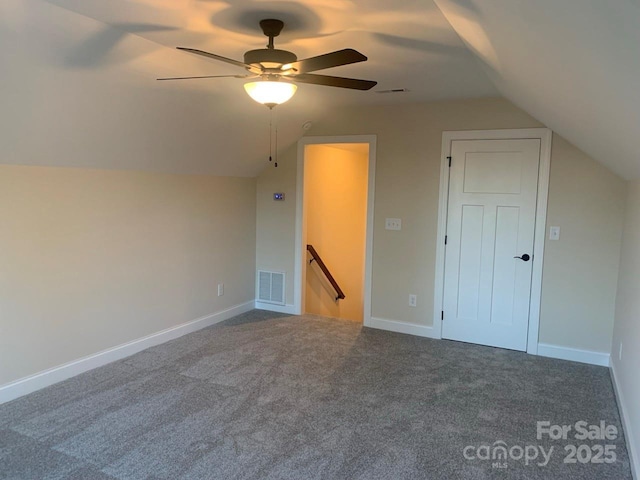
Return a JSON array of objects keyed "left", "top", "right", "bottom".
[
  {"left": 441, "top": 311, "right": 444, "bottom": 321},
  {"left": 444, "top": 235, "right": 448, "bottom": 245},
  {"left": 447, "top": 156, "right": 452, "bottom": 167}
]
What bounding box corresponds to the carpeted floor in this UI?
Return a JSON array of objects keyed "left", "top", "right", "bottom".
[{"left": 0, "top": 310, "right": 633, "bottom": 479}]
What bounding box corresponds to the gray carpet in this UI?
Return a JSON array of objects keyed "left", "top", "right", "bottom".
[{"left": 0, "top": 310, "right": 633, "bottom": 479}]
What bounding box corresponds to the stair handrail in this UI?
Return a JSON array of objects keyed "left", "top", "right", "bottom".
[{"left": 306, "top": 244, "right": 346, "bottom": 301}]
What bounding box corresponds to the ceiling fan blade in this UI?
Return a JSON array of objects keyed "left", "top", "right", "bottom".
[
  {"left": 291, "top": 73, "right": 377, "bottom": 90},
  {"left": 288, "top": 49, "right": 367, "bottom": 74},
  {"left": 176, "top": 47, "right": 251, "bottom": 69},
  {"left": 157, "top": 74, "right": 252, "bottom": 81}
]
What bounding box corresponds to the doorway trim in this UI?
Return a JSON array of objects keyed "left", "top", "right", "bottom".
[
  {"left": 433, "top": 128, "right": 552, "bottom": 354},
  {"left": 293, "top": 135, "right": 377, "bottom": 322}
]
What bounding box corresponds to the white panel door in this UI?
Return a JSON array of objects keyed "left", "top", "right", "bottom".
[{"left": 442, "top": 139, "right": 541, "bottom": 351}]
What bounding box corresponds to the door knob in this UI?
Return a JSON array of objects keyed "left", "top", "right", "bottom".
[{"left": 514, "top": 254, "right": 531, "bottom": 262}]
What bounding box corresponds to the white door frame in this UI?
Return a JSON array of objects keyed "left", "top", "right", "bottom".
[
  {"left": 294, "top": 135, "right": 377, "bottom": 321},
  {"left": 433, "top": 128, "right": 552, "bottom": 355}
]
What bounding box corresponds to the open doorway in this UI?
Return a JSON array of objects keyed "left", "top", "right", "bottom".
[{"left": 294, "top": 136, "right": 376, "bottom": 323}]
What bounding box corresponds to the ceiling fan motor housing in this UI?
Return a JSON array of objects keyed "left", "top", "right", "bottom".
[{"left": 244, "top": 49, "right": 297, "bottom": 69}]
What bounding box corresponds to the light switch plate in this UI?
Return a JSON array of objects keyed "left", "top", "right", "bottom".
[
  {"left": 549, "top": 226, "right": 560, "bottom": 241},
  {"left": 385, "top": 218, "right": 402, "bottom": 230}
]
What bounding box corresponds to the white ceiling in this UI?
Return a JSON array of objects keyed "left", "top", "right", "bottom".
[
  {"left": 0, "top": 0, "right": 496, "bottom": 176},
  {"left": 434, "top": 0, "right": 640, "bottom": 179},
  {"left": 41, "top": 0, "right": 499, "bottom": 102},
  {"left": 1, "top": 1, "right": 637, "bottom": 178}
]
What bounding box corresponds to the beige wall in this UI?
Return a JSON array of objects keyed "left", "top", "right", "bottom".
[
  {"left": 540, "top": 136, "right": 626, "bottom": 352},
  {"left": 611, "top": 179, "right": 640, "bottom": 473},
  {"left": 256, "top": 97, "right": 626, "bottom": 354},
  {"left": 304, "top": 144, "right": 368, "bottom": 322},
  {"left": 0, "top": 165, "right": 256, "bottom": 385}
]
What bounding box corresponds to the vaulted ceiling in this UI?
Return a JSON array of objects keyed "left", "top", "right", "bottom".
[
  {"left": 434, "top": 0, "right": 640, "bottom": 179},
  {"left": 1, "top": 0, "right": 638, "bottom": 178}
]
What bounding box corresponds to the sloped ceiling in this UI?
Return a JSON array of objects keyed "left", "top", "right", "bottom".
[
  {"left": 0, "top": 0, "right": 496, "bottom": 176},
  {"left": 4, "top": 1, "right": 637, "bottom": 178},
  {"left": 433, "top": 0, "right": 640, "bottom": 179}
]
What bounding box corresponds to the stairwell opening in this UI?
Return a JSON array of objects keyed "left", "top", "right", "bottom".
[{"left": 303, "top": 143, "right": 369, "bottom": 322}]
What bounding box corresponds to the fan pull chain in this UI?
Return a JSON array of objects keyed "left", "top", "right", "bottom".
[
  {"left": 269, "top": 108, "right": 273, "bottom": 164},
  {"left": 274, "top": 108, "right": 278, "bottom": 167}
]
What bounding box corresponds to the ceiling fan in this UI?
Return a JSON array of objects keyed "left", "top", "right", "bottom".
[{"left": 158, "top": 19, "right": 377, "bottom": 107}]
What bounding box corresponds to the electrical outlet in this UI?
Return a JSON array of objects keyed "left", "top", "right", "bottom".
[
  {"left": 619, "top": 343, "right": 623, "bottom": 361},
  {"left": 385, "top": 218, "right": 402, "bottom": 231},
  {"left": 217, "top": 283, "right": 224, "bottom": 297},
  {"left": 409, "top": 294, "right": 417, "bottom": 307}
]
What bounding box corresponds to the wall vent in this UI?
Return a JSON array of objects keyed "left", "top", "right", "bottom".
[
  {"left": 257, "top": 270, "right": 285, "bottom": 305},
  {"left": 376, "top": 88, "right": 410, "bottom": 94}
]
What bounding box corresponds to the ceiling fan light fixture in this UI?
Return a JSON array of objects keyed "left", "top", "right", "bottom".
[{"left": 244, "top": 81, "right": 297, "bottom": 108}]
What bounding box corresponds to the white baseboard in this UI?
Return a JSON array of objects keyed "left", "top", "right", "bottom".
[
  {"left": 254, "top": 301, "right": 298, "bottom": 315},
  {"left": 610, "top": 362, "right": 639, "bottom": 479},
  {"left": 537, "top": 343, "right": 610, "bottom": 367},
  {"left": 0, "top": 300, "right": 254, "bottom": 405},
  {"left": 366, "top": 317, "right": 440, "bottom": 339}
]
